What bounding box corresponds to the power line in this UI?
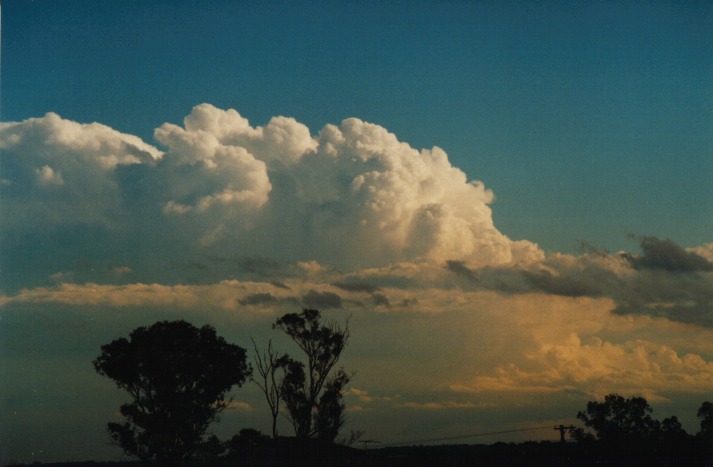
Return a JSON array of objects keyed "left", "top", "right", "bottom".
[{"left": 383, "top": 425, "right": 558, "bottom": 447}]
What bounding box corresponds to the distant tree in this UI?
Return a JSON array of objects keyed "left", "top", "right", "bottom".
[
  {"left": 576, "top": 394, "right": 660, "bottom": 446},
  {"left": 658, "top": 415, "right": 691, "bottom": 452},
  {"left": 225, "top": 428, "right": 269, "bottom": 463},
  {"left": 698, "top": 401, "right": 713, "bottom": 438},
  {"left": 698, "top": 401, "right": 713, "bottom": 461},
  {"left": 194, "top": 435, "right": 228, "bottom": 465},
  {"left": 273, "top": 309, "right": 350, "bottom": 440},
  {"left": 660, "top": 415, "right": 686, "bottom": 437},
  {"left": 93, "top": 320, "right": 251, "bottom": 464}
]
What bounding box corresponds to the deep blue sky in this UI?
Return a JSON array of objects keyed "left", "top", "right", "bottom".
[{"left": 3, "top": 0, "right": 712, "bottom": 253}]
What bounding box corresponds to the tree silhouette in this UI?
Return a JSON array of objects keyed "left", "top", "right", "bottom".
[
  {"left": 93, "top": 320, "right": 251, "bottom": 464},
  {"left": 273, "top": 309, "right": 350, "bottom": 440},
  {"left": 698, "top": 401, "right": 713, "bottom": 438},
  {"left": 660, "top": 415, "right": 686, "bottom": 439},
  {"left": 576, "top": 393, "right": 660, "bottom": 445},
  {"left": 251, "top": 338, "right": 299, "bottom": 438},
  {"left": 315, "top": 368, "right": 350, "bottom": 442},
  {"left": 698, "top": 401, "right": 713, "bottom": 462},
  {"left": 573, "top": 395, "right": 713, "bottom": 465},
  {"left": 280, "top": 356, "right": 312, "bottom": 437},
  {"left": 225, "top": 428, "right": 269, "bottom": 464}
]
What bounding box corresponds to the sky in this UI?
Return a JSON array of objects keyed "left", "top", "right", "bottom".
[{"left": 1, "top": 0, "right": 712, "bottom": 463}]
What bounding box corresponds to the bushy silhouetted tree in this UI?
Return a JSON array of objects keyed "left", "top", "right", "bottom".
[
  {"left": 272, "top": 309, "right": 350, "bottom": 440},
  {"left": 315, "top": 369, "right": 350, "bottom": 442},
  {"left": 281, "top": 357, "right": 312, "bottom": 438},
  {"left": 573, "top": 393, "right": 707, "bottom": 465},
  {"left": 698, "top": 401, "right": 713, "bottom": 438},
  {"left": 698, "top": 401, "right": 713, "bottom": 462},
  {"left": 93, "top": 320, "right": 251, "bottom": 464},
  {"left": 576, "top": 393, "right": 660, "bottom": 445}
]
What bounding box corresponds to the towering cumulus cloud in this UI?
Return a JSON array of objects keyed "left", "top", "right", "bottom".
[
  {"left": 0, "top": 113, "right": 162, "bottom": 230},
  {"left": 294, "top": 117, "right": 542, "bottom": 266},
  {"left": 0, "top": 104, "right": 541, "bottom": 275}
]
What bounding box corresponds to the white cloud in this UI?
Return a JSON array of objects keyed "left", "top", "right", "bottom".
[
  {"left": 152, "top": 105, "right": 541, "bottom": 268},
  {"left": 2, "top": 105, "right": 541, "bottom": 274},
  {"left": 35, "top": 165, "right": 64, "bottom": 186},
  {"left": 286, "top": 118, "right": 543, "bottom": 267},
  {"left": 1, "top": 280, "right": 292, "bottom": 311},
  {"left": 0, "top": 113, "right": 161, "bottom": 229},
  {"left": 154, "top": 117, "right": 272, "bottom": 218},
  {"left": 689, "top": 243, "right": 713, "bottom": 262}
]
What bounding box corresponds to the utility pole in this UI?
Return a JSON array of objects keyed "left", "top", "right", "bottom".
[{"left": 554, "top": 425, "right": 575, "bottom": 443}]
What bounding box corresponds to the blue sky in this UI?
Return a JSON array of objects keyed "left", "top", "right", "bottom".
[
  {"left": 4, "top": 0, "right": 711, "bottom": 253},
  {"left": 2, "top": 0, "right": 713, "bottom": 463}
]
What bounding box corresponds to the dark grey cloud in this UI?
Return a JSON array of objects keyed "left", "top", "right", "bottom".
[
  {"left": 612, "top": 303, "right": 713, "bottom": 327},
  {"left": 445, "top": 260, "right": 477, "bottom": 280},
  {"left": 302, "top": 289, "right": 343, "bottom": 309},
  {"left": 444, "top": 236, "right": 713, "bottom": 328},
  {"left": 239, "top": 293, "right": 280, "bottom": 306},
  {"left": 332, "top": 281, "right": 381, "bottom": 294},
  {"left": 622, "top": 236, "right": 713, "bottom": 272},
  {"left": 521, "top": 269, "right": 606, "bottom": 298},
  {"left": 332, "top": 280, "right": 389, "bottom": 307},
  {"left": 372, "top": 293, "right": 391, "bottom": 307}
]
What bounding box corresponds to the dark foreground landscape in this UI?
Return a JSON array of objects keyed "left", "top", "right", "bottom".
[{"left": 8, "top": 437, "right": 713, "bottom": 467}]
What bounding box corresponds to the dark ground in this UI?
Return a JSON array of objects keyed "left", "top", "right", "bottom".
[{"left": 8, "top": 438, "right": 712, "bottom": 467}]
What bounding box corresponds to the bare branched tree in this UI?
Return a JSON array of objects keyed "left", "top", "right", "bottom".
[{"left": 250, "top": 338, "right": 296, "bottom": 438}]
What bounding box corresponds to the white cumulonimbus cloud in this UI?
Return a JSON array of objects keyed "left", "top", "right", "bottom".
[
  {"left": 0, "top": 112, "right": 162, "bottom": 229},
  {"left": 0, "top": 104, "right": 542, "bottom": 271}
]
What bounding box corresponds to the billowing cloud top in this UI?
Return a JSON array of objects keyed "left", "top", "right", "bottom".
[
  {"left": 1, "top": 104, "right": 541, "bottom": 274},
  {"left": 1, "top": 113, "right": 162, "bottom": 228}
]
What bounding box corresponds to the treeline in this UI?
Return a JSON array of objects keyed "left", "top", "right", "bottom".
[
  {"left": 566, "top": 393, "right": 713, "bottom": 466},
  {"left": 370, "top": 394, "right": 713, "bottom": 467}
]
